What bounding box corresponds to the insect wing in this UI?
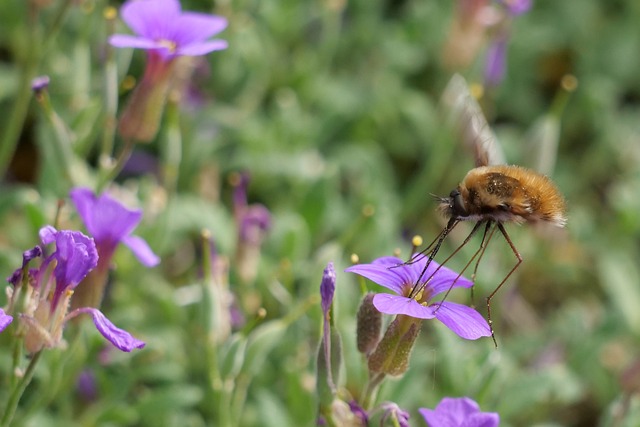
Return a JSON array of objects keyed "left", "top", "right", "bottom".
[{"left": 440, "top": 74, "right": 505, "bottom": 167}]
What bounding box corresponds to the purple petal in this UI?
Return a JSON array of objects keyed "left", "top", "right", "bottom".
[
  {"left": 121, "top": 235, "right": 160, "bottom": 267},
  {"left": 432, "top": 302, "right": 491, "bottom": 340},
  {"left": 345, "top": 262, "right": 406, "bottom": 295},
  {"left": 373, "top": 294, "right": 436, "bottom": 319},
  {"left": 0, "top": 309, "right": 13, "bottom": 332},
  {"left": 75, "top": 308, "right": 145, "bottom": 352},
  {"left": 172, "top": 13, "right": 228, "bottom": 45},
  {"left": 108, "top": 34, "right": 167, "bottom": 50},
  {"left": 70, "top": 188, "right": 143, "bottom": 244},
  {"left": 176, "top": 40, "right": 228, "bottom": 56},
  {"left": 467, "top": 413, "right": 500, "bottom": 427},
  {"left": 409, "top": 255, "right": 473, "bottom": 296},
  {"left": 320, "top": 262, "right": 336, "bottom": 316},
  {"left": 420, "top": 397, "right": 499, "bottom": 427},
  {"left": 484, "top": 35, "right": 508, "bottom": 87},
  {"left": 52, "top": 231, "right": 98, "bottom": 288},
  {"left": 120, "top": 0, "right": 181, "bottom": 40},
  {"left": 418, "top": 408, "right": 447, "bottom": 427},
  {"left": 39, "top": 225, "right": 58, "bottom": 245}
]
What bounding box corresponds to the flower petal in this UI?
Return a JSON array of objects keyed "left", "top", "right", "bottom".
[
  {"left": 433, "top": 302, "right": 491, "bottom": 340},
  {"left": 70, "top": 187, "right": 143, "bottom": 244},
  {"left": 109, "top": 34, "right": 166, "bottom": 50},
  {"left": 120, "top": 0, "right": 181, "bottom": 40},
  {"left": 420, "top": 397, "right": 499, "bottom": 427},
  {"left": 172, "top": 13, "right": 228, "bottom": 45},
  {"left": 418, "top": 408, "right": 448, "bottom": 427},
  {"left": 39, "top": 225, "right": 58, "bottom": 245},
  {"left": 410, "top": 255, "right": 473, "bottom": 296},
  {"left": 122, "top": 235, "right": 160, "bottom": 267},
  {"left": 345, "top": 262, "right": 406, "bottom": 295},
  {"left": 0, "top": 309, "right": 13, "bottom": 332},
  {"left": 176, "top": 40, "right": 228, "bottom": 56},
  {"left": 467, "top": 412, "right": 500, "bottom": 427},
  {"left": 78, "top": 308, "right": 145, "bottom": 352},
  {"left": 373, "top": 294, "right": 436, "bottom": 319}
]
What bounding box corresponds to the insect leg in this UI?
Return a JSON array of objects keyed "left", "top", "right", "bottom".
[
  {"left": 409, "top": 218, "right": 459, "bottom": 297},
  {"left": 469, "top": 221, "right": 496, "bottom": 305},
  {"left": 433, "top": 220, "right": 487, "bottom": 308},
  {"left": 486, "top": 223, "right": 523, "bottom": 348}
]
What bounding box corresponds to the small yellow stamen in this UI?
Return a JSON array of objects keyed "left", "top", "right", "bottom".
[
  {"left": 157, "top": 39, "right": 178, "bottom": 53},
  {"left": 350, "top": 253, "right": 359, "bottom": 264},
  {"left": 411, "top": 235, "right": 423, "bottom": 248}
]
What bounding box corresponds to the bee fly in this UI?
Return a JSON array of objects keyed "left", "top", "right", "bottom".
[{"left": 410, "top": 75, "right": 567, "bottom": 346}]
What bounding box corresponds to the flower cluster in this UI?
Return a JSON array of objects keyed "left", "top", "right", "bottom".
[
  {"left": 1, "top": 186, "right": 158, "bottom": 354},
  {"left": 5, "top": 226, "right": 144, "bottom": 353}
]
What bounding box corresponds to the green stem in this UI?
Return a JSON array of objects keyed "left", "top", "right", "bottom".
[
  {"left": 361, "top": 372, "right": 385, "bottom": 410},
  {"left": 0, "top": 351, "right": 43, "bottom": 427}
]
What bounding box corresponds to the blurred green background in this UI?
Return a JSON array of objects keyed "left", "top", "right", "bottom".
[{"left": 1, "top": 0, "right": 640, "bottom": 426}]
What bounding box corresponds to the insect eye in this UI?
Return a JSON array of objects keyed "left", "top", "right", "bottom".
[{"left": 450, "top": 189, "right": 467, "bottom": 216}]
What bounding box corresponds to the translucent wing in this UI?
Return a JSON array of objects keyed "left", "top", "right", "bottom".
[{"left": 440, "top": 74, "right": 505, "bottom": 167}]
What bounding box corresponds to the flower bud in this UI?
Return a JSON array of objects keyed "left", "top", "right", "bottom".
[
  {"left": 368, "top": 315, "right": 420, "bottom": 377},
  {"left": 356, "top": 293, "right": 381, "bottom": 355}
]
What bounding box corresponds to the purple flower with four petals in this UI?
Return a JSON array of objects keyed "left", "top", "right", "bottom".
[
  {"left": 109, "top": 0, "right": 228, "bottom": 61},
  {"left": 345, "top": 256, "right": 491, "bottom": 340},
  {"left": 420, "top": 397, "right": 499, "bottom": 427}
]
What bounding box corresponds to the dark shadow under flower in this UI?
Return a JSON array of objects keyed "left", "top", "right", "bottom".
[{"left": 345, "top": 256, "right": 491, "bottom": 340}]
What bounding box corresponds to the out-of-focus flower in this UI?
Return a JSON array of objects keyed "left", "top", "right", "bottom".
[
  {"left": 0, "top": 309, "right": 13, "bottom": 333},
  {"left": 15, "top": 227, "right": 145, "bottom": 353},
  {"left": 497, "top": 0, "right": 532, "bottom": 16},
  {"left": 232, "top": 172, "right": 271, "bottom": 284},
  {"left": 345, "top": 256, "right": 491, "bottom": 340},
  {"left": 442, "top": 0, "right": 500, "bottom": 70},
  {"left": 76, "top": 369, "right": 99, "bottom": 403},
  {"left": 381, "top": 402, "right": 410, "bottom": 427},
  {"left": 69, "top": 187, "right": 159, "bottom": 309},
  {"left": 109, "top": 0, "right": 228, "bottom": 142},
  {"left": 483, "top": 31, "right": 508, "bottom": 87},
  {"left": 419, "top": 397, "right": 499, "bottom": 427},
  {"left": 109, "top": 0, "right": 228, "bottom": 61},
  {"left": 31, "top": 75, "right": 50, "bottom": 95},
  {"left": 70, "top": 187, "right": 159, "bottom": 267},
  {"left": 483, "top": 0, "right": 533, "bottom": 87}
]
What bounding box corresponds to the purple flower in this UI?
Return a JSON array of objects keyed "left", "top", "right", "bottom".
[
  {"left": 320, "top": 262, "right": 336, "bottom": 316},
  {"left": 31, "top": 75, "right": 50, "bottom": 93},
  {"left": 345, "top": 257, "right": 491, "bottom": 340},
  {"left": 39, "top": 226, "right": 99, "bottom": 309},
  {"left": 0, "top": 309, "right": 13, "bottom": 333},
  {"left": 381, "top": 402, "right": 410, "bottom": 427},
  {"left": 232, "top": 172, "right": 271, "bottom": 283},
  {"left": 70, "top": 187, "right": 159, "bottom": 267},
  {"left": 420, "top": 397, "right": 499, "bottom": 427},
  {"left": 484, "top": 32, "right": 508, "bottom": 87},
  {"left": 497, "top": 0, "right": 532, "bottom": 16},
  {"left": 109, "top": 0, "right": 228, "bottom": 61},
  {"left": 19, "top": 227, "right": 145, "bottom": 353}
]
